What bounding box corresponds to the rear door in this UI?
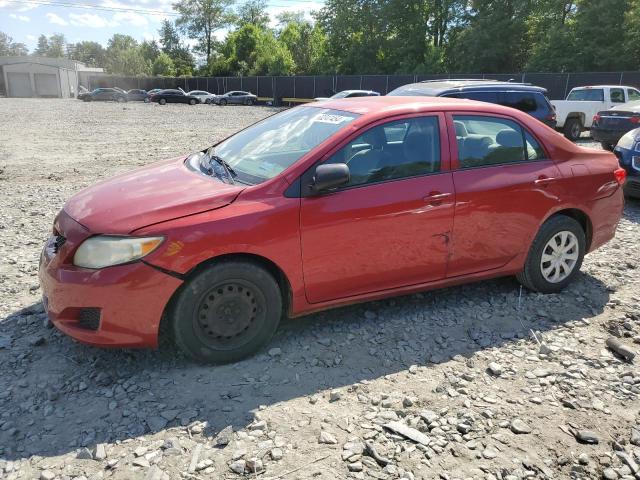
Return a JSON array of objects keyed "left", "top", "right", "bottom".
[
  {"left": 447, "top": 113, "right": 563, "bottom": 277},
  {"left": 300, "top": 113, "right": 455, "bottom": 303}
]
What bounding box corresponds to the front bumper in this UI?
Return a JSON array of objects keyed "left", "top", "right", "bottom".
[
  {"left": 39, "top": 211, "right": 183, "bottom": 348},
  {"left": 591, "top": 127, "right": 626, "bottom": 145}
]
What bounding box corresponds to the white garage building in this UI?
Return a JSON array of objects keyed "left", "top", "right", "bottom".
[{"left": 0, "top": 56, "right": 102, "bottom": 98}]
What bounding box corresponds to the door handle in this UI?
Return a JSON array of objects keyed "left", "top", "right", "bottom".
[
  {"left": 423, "top": 192, "right": 452, "bottom": 204},
  {"left": 534, "top": 176, "right": 557, "bottom": 186}
]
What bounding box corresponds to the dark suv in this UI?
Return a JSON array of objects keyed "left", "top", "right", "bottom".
[{"left": 388, "top": 79, "right": 557, "bottom": 128}]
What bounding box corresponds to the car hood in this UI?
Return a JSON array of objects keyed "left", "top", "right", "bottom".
[{"left": 64, "top": 155, "right": 245, "bottom": 234}]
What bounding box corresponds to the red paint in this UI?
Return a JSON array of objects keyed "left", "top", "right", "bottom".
[{"left": 39, "top": 96, "right": 624, "bottom": 348}]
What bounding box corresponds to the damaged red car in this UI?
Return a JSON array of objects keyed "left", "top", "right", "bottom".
[{"left": 39, "top": 96, "right": 626, "bottom": 363}]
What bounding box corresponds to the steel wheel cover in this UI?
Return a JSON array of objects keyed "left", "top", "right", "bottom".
[{"left": 540, "top": 230, "right": 579, "bottom": 283}]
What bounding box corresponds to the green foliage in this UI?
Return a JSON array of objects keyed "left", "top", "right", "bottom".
[
  {"left": 173, "top": 0, "right": 235, "bottom": 63},
  {"left": 0, "top": 32, "right": 28, "bottom": 56},
  {"left": 69, "top": 41, "right": 106, "bottom": 67},
  {"left": 105, "top": 35, "right": 151, "bottom": 76},
  {"left": 152, "top": 52, "right": 177, "bottom": 76},
  {"left": 32, "top": 33, "right": 66, "bottom": 58},
  {"left": 237, "top": 0, "right": 270, "bottom": 28}
]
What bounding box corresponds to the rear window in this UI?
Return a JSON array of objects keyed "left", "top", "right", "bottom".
[
  {"left": 566, "top": 89, "right": 604, "bottom": 101},
  {"left": 444, "top": 91, "right": 499, "bottom": 103},
  {"left": 500, "top": 92, "right": 540, "bottom": 112}
]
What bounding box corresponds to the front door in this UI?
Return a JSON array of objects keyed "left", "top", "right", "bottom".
[
  {"left": 447, "top": 113, "right": 563, "bottom": 277},
  {"left": 300, "top": 114, "right": 455, "bottom": 304}
]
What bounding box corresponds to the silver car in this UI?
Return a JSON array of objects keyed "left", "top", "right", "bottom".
[
  {"left": 187, "top": 90, "right": 217, "bottom": 104},
  {"left": 314, "top": 90, "right": 380, "bottom": 101},
  {"left": 212, "top": 91, "right": 258, "bottom": 106}
]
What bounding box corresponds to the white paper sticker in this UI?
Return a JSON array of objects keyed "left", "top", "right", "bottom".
[{"left": 313, "top": 113, "right": 351, "bottom": 124}]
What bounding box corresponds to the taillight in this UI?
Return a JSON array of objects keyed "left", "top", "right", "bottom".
[
  {"left": 614, "top": 167, "right": 627, "bottom": 185},
  {"left": 593, "top": 114, "right": 601, "bottom": 124},
  {"left": 630, "top": 115, "right": 640, "bottom": 124}
]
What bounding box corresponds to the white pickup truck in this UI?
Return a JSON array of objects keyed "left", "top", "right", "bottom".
[{"left": 552, "top": 85, "right": 640, "bottom": 140}]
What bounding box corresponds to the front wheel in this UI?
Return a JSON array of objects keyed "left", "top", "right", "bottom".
[
  {"left": 159, "top": 98, "right": 166, "bottom": 105},
  {"left": 219, "top": 99, "right": 227, "bottom": 106},
  {"left": 245, "top": 98, "right": 254, "bottom": 106},
  {"left": 563, "top": 118, "right": 583, "bottom": 141},
  {"left": 517, "top": 215, "right": 585, "bottom": 294},
  {"left": 171, "top": 261, "right": 282, "bottom": 364},
  {"left": 116, "top": 96, "right": 126, "bottom": 103},
  {"left": 189, "top": 98, "right": 197, "bottom": 105}
]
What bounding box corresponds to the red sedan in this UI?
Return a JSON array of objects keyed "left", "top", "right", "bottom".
[{"left": 39, "top": 97, "right": 626, "bottom": 363}]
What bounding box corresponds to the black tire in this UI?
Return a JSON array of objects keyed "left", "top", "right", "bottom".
[
  {"left": 189, "top": 98, "right": 196, "bottom": 105},
  {"left": 563, "top": 117, "right": 583, "bottom": 141},
  {"left": 171, "top": 261, "right": 282, "bottom": 364},
  {"left": 204, "top": 98, "right": 211, "bottom": 105},
  {"left": 144, "top": 97, "right": 150, "bottom": 103},
  {"left": 83, "top": 97, "right": 92, "bottom": 102},
  {"left": 219, "top": 98, "right": 227, "bottom": 106},
  {"left": 116, "top": 96, "right": 126, "bottom": 103},
  {"left": 517, "top": 215, "right": 586, "bottom": 294},
  {"left": 601, "top": 142, "right": 614, "bottom": 151},
  {"left": 245, "top": 98, "right": 254, "bottom": 106},
  {"left": 159, "top": 98, "right": 166, "bottom": 105}
]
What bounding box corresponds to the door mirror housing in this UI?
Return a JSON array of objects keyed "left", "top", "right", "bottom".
[{"left": 311, "top": 164, "right": 350, "bottom": 193}]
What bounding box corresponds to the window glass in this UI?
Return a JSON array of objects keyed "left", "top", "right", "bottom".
[
  {"left": 566, "top": 88, "right": 604, "bottom": 101},
  {"left": 324, "top": 116, "right": 440, "bottom": 187},
  {"left": 500, "top": 92, "right": 539, "bottom": 112},
  {"left": 610, "top": 88, "right": 625, "bottom": 103},
  {"left": 215, "top": 107, "right": 359, "bottom": 183},
  {"left": 457, "top": 91, "right": 500, "bottom": 104},
  {"left": 628, "top": 89, "right": 640, "bottom": 101},
  {"left": 525, "top": 132, "right": 546, "bottom": 160},
  {"left": 453, "top": 115, "right": 528, "bottom": 168}
]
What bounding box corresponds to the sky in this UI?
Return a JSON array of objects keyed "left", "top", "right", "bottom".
[{"left": 0, "top": 0, "right": 324, "bottom": 53}]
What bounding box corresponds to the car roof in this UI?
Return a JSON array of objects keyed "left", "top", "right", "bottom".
[
  {"left": 611, "top": 100, "right": 640, "bottom": 111},
  {"left": 311, "top": 95, "right": 532, "bottom": 120},
  {"left": 571, "top": 85, "right": 632, "bottom": 89},
  {"left": 390, "top": 79, "right": 547, "bottom": 96}
]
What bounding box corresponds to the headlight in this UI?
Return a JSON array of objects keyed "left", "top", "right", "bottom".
[
  {"left": 73, "top": 236, "right": 163, "bottom": 269},
  {"left": 617, "top": 130, "right": 638, "bottom": 150}
]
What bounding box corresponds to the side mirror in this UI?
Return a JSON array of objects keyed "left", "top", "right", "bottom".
[{"left": 311, "top": 164, "right": 350, "bottom": 193}]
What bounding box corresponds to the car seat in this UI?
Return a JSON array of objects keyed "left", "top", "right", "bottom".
[{"left": 347, "top": 128, "right": 392, "bottom": 184}]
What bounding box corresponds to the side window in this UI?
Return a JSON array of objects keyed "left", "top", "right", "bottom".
[
  {"left": 458, "top": 91, "right": 499, "bottom": 104},
  {"left": 500, "top": 92, "right": 538, "bottom": 112},
  {"left": 611, "top": 88, "right": 625, "bottom": 103},
  {"left": 453, "top": 115, "right": 540, "bottom": 168},
  {"left": 628, "top": 89, "right": 640, "bottom": 101},
  {"left": 325, "top": 116, "right": 441, "bottom": 187}
]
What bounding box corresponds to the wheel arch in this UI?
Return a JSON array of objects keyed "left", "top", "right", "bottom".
[
  {"left": 159, "top": 252, "right": 293, "bottom": 344},
  {"left": 544, "top": 208, "right": 593, "bottom": 251}
]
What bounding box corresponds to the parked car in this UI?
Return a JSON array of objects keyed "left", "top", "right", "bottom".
[
  {"left": 551, "top": 85, "right": 640, "bottom": 141},
  {"left": 147, "top": 88, "right": 163, "bottom": 96},
  {"left": 39, "top": 96, "right": 625, "bottom": 363},
  {"left": 314, "top": 90, "right": 380, "bottom": 101},
  {"left": 613, "top": 128, "right": 640, "bottom": 198},
  {"left": 212, "top": 91, "right": 257, "bottom": 106},
  {"left": 387, "top": 79, "right": 556, "bottom": 128},
  {"left": 78, "top": 88, "right": 127, "bottom": 102},
  {"left": 591, "top": 101, "right": 640, "bottom": 150},
  {"left": 126, "top": 89, "right": 150, "bottom": 102},
  {"left": 149, "top": 89, "right": 199, "bottom": 105},
  {"left": 187, "top": 90, "right": 217, "bottom": 104}
]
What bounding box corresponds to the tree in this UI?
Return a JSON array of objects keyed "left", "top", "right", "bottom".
[
  {"left": 33, "top": 35, "right": 49, "bottom": 56},
  {"left": 0, "top": 32, "right": 28, "bottom": 56},
  {"left": 159, "top": 19, "right": 182, "bottom": 53},
  {"left": 237, "top": 0, "right": 270, "bottom": 28},
  {"left": 69, "top": 41, "right": 106, "bottom": 67},
  {"left": 279, "top": 18, "right": 328, "bottom": 74},
  {"left": 105, "top": 34, "right": 151, "bottom": 75},
  {"left": 174, "top": 0, "right": 235, "bottom": 63},
  {"left": 140, "top": 40, "right": 160, "bottom": 64},
  {"left": 47, "top": 34, "right": 67, "bottom": 58},
  {"left": 624, "top": 0, "right": 640, "bottom": 69},
  {"left": 153, "top": 52, "right": 177, "bottom": 75}
]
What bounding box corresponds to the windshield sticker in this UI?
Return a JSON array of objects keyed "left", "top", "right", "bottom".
[{"left": 313, "top": 114, "right": 352, "bottom": 124}]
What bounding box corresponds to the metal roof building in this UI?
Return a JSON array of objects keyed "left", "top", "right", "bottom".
[{"left": 0, "top": 56, "right": 103, "bottom": 98}]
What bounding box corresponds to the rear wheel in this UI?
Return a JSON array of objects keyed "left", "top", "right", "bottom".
[
  {"left": 563, "top": 118, "right": 583, "bottom": 141},
  {"left": 159, "top": 98, "right": 166, "bottom": 105},
  {"left": 116, "top": 96, "right": 126, "bottom": 103},
  {"left": 219, "top": 98, "right": 227, "bottom": 106},
  {"left": 517, "top": 215, "right": 585, "bottom": 293},
  {"left": 189, "top": 98, "right": 197, "bottom": 105},
  {"left": 245, "top": 98, "right": 254, "bottom": 106},
  {"left": 171, "top": 261, "right": 282, "bottom": 364}
]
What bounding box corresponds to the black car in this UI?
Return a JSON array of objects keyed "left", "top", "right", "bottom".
[
  {"left": 150, "top": 89, "right": 199, "bottom": 105},
  {"left": 126, "top": 89, "right": 150, "bottom": 102},
  {"left": 591, "top": 101, "right": 640, "bottom": 150},
  {"left": 79, "top": 88, "right": 127, "bottom": 103},
  {"left": 387, "top": 79, "right": 557, "bottom": 128}
]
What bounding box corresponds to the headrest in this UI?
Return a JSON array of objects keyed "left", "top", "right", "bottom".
[
  {"left": 362, "top": 127, "right": 386, "bottom": 149},
  {"left": 454, "top": 121, "right": 468, "bottom": 137},
  {"left": 496, "top": 129, "right": 522, "bottom": 148}
]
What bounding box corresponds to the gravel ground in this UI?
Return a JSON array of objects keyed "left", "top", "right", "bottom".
[{"left": 0, "top": 98, "right": 639, "bottom": 480}]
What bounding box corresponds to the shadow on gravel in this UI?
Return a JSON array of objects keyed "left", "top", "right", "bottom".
[
  {"left": 623, "top": 197, "right": 640, "bottom": 224},
  {"left": 0, "top": 267, "right": 612, "bottom": 462}
]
